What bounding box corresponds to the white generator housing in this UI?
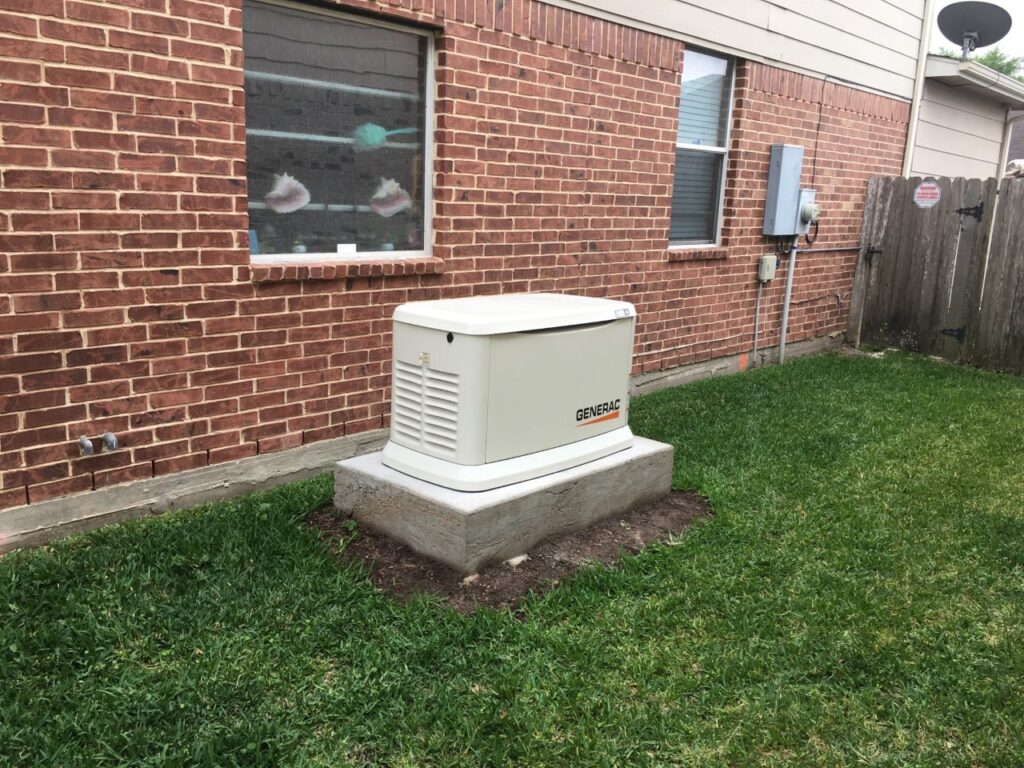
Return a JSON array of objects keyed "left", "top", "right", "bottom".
[{"left": 381, "top": 293, "right": 636, "bottom": 491}]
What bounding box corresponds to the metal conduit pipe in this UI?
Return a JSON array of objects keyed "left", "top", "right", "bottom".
[
  {"left": 777, "top": 245, "right": 861, "bottom": 364},
  {"left": 778, "top": 241, "right": 799, "bottom": 365},
  {"left": 752, "top": 279, "right": 764, "bottom": 365},
  {"left": 795, "top": 246, "right": 860, "bottom": 254}
]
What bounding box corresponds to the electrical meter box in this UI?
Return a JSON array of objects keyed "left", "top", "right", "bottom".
[
  {"left": 796, "top": 188, "right": 819, "bottom": 235},
  {"left": 382, "top": 293, "right": 636, "bottom": 492},
  {"left": 763, "top": 144, "right": 804, "bottom": 236}
]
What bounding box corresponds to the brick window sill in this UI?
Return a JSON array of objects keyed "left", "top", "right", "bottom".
[
  {"left": 666, "top": 246, "right": 729, "bottom": 263},
  {"left": 250, "top": 257, "right": 445, "bottom": 283}
]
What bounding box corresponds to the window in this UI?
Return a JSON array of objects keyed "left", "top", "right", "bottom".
[
  {"left": 670, "top": 49, "right": 734, "bottom": 246},
  {"left": 242, "top": 0, "right": 432, "bottom": 262}
]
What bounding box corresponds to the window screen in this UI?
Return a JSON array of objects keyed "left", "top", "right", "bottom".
[
  {"left": 243, "top": 0, "right": 430, "bottom": 258},
  {"left": 670, "top": 49, "right": 733, "bottom": 245},
  {"left": 669, "top": 149, "right": 722, "bottom": 243}
]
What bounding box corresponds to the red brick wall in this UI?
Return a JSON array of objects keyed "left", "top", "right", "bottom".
[
  {"left": 0, "top": 0, "right": 909, "bottom": 511},
  {"left": 705, "top": 64, "right": 910, "bottom": 369}
]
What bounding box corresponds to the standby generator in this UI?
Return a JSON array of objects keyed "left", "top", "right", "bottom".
[{"left": 381, "top": 292, "right": 636, "bottom": 491}]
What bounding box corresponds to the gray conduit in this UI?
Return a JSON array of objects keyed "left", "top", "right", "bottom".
[
  {"left": 752, "top": 279, "right": 764, "bottom": 365},
  {"left": 778, "top": 245, "right": 860, "bottom": 364}
]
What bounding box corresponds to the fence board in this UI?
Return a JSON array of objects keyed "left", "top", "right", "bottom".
[
  {"left": 847, "top": 177, "right": 881, "bottom": 347},
  {"left": 861, "top": 177, "right": 909, "bottom": 348},
  {"left": 913, "top": 177, "right": 956, "bottom": 355},
  {"left": 966, "top": 179, "right": 1023, "bottom": 371},
  {"left": 937, "top": 178, "right": 988, "bottom": 360},
  {"left": 966, "top": 183, "right": 1000, "bottom": 365},
  {"left": 851, "top": 176, "right": 891, "bottom": 345},
  {"left": 978, "top": 180, "right": 1024, "bottom": 374}
]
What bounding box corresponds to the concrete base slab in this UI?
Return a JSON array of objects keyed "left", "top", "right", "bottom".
[{"left": 334, "top": 437, "right": 674, "bottom": 573}]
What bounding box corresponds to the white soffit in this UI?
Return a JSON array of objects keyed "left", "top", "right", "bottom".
[{"left": 925, "top": 54, "right": 1024, "bottom": 110}]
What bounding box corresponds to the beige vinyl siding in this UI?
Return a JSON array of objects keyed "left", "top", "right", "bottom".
[
  {"left": 543, "top": 0, "right": 924, "bottom": 99},
  {"left": 910, "top": 80, "right": 1005, "bottom": 178}
]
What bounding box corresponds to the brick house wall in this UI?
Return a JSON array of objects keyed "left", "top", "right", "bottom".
[{"left": 0, "top": 0, "right": 909, "bottom": 512}]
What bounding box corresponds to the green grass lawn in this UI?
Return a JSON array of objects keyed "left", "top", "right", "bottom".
[{"left": 3, "top": 352, "right": 1024, "bottom": 767}]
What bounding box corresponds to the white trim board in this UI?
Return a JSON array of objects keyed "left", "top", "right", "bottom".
[{"left": 537, "top": 0, "right": 921, "bottom": 101}]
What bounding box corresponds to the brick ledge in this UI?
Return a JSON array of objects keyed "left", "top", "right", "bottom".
[
  {"left": 0, "top": 430, "right": 389, "bottom": 555},
  {"left": 666, "top": 246, "right": 729, "bottom": 263},
  {"left": 250, "top": 257, "right": 445, "bottom": 283}
]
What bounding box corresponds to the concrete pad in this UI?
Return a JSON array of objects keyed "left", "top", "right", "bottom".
[{"left": 334, "top": 437, "right": 674, "bottom": 573}]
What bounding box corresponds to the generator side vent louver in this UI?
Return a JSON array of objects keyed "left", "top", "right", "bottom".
[{"left": 391, "top": 360, "right": 459, "bottom": 454}]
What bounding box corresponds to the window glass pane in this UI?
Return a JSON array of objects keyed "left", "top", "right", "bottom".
[
  {"left": 670, "top": 148, "right": 722, "bottom": 244},
  {"left": 677, "top": 49, "right": 730, "bottom": 148},
  {"left": 243, "top": 0, "right": 427, "bottom": 256}
]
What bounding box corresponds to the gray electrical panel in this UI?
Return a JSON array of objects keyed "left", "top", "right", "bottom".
[{"left": 763, "top": 144, "right": 804, "bottom": 236}]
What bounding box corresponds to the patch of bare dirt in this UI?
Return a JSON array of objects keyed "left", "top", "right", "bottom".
[{"left": 308, "top": 491, "right": 711, "bottom": 613}]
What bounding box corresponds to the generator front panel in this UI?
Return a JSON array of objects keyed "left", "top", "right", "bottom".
[{"left": 484, "top": 317, "right": 634, "bottom": 463}]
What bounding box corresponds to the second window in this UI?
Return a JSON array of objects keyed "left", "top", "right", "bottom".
[{"left": 670, "top": 48, "right": 733, "bottom": 246}]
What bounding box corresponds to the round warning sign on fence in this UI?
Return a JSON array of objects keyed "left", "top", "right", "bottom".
[{"left": 913, "top": 180, "right": 942, "bottom": 208}]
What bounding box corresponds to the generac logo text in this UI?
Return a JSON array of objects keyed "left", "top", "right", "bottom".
[{"left": 576, "top": 399, "right": 621, "bottom": 426}]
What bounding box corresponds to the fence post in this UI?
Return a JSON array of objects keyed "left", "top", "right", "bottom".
[{"left": 847, "top": 177, "right": 880, "bottom": 348}]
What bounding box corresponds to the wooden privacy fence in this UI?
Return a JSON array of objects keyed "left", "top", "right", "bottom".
[{"left": 848, "top": 176, "right": 1024, "bottom": 375}]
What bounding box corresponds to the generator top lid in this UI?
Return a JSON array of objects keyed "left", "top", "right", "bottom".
[{"left": 393, "top": 292, "right": 636, "bottom": 335}]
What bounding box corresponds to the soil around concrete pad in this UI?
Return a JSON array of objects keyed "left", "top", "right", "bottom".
[{"left": 308, "top": 491, "right": 711, "bottom": 613}]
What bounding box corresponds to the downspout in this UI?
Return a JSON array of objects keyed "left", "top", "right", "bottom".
[{"left": 902, "top": 0, "right": 935, "bottom": 176}]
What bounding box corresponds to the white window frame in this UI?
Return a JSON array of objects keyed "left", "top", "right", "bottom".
[
  {"left": 669, "top": 49, "right": 735, "bottom": 250},
  {"left": 244, "top": 0, "right": 435, "bottom": 264}
]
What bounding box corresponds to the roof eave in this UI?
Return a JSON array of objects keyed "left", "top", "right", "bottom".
[{"left": 924, "top": 54, "right": 1024, "bottom": 110}]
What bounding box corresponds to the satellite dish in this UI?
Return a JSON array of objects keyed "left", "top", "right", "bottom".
[{"left": 938, "top": 1, "right": 1012, "bottom": 59}]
